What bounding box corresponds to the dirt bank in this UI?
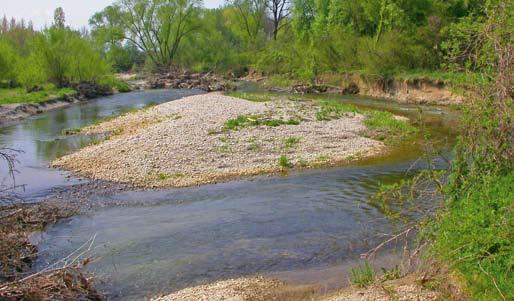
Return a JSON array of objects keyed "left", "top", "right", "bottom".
[
  {"left": 350, "top": 75, "right": 465, "bottom": 106},
  {"left": 52, "top": 93, "right": 389, "bottom": 188},
  {"left": 256, "top": 73, "right": 466, "bottom": 106}
]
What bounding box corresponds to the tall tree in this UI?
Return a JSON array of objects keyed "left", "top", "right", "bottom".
[
  {"left": 90, "top": 0, "right": 202, "bottom": 71},
  {"left": 266, "top": 0, "right": 290, "bottom": 40}
]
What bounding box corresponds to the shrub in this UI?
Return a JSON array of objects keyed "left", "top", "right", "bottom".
[{"left": 427, "top": 172, "right": 514, "bottom": 300}]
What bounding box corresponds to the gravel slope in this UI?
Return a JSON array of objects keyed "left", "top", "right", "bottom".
[
  {"left": 151, "top": 275, "right": 438, "bottom": 301},
  {"left": 52, "top": 93, "right": 384, "bottom": 188}
]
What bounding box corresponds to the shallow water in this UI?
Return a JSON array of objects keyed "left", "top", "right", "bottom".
[
  {"left": 1, "top": 89, "right": 457, "bottom": 300},
  {"left": 0, "top": 89, "right": 201, "bottom": 198}
]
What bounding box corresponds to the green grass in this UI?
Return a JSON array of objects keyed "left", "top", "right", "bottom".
[
  {"left": 350, "top": 261, "right": 375, "bottom": 287},
  {"left": 315, "top": 100, "right": 358, "bottom": 121},
  {"left": 225, "top": 114, "right": 300, "bottom": 131},
  {"left": 427, "top": 172, "right": 514, "bottom": 300},
  {"left": 0, "top": 86, "right": 76, "bottom": 105},
  {"left": 363, "top": 111, "right": 418, "bottom": 142},
  {"left": 226, "top": 91, "right": 273, "bottom": 102},
  {"left": 158, "top": 172, "right": 185, "bottom": 180},
  {"left": 284, "top": 136, "right": 301, "bottom": 149},
  {"left": 278, "top": 155, "right": 291, "bottom": 168}
]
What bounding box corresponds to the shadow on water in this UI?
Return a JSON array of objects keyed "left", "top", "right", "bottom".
[{"left": 1, "top": 88, "right": 459, "bottom": 300}]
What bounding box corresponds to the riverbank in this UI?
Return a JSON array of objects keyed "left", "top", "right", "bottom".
[
  {"left": 247, "top": 72, "right": 469, "bottom": 106},
  {"left": 0, "top": 83, "right": 115, "bottom": 127},
  {"left": 49, "top": 92, "right": 414, "bottom": 188},
  {"left": 152, "top": 274, "right": 439, "bottom": 301}
]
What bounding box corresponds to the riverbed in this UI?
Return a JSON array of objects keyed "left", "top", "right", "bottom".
[{"left": 0, "top": 88, "right": 457, "bottom": 300}]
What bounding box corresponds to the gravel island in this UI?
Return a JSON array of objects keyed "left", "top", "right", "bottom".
[{"left": 52, "top": 93, "right": 388, "bottom": 188}]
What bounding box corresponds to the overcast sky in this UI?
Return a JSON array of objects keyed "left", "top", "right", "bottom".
[{"left": 2, "top": 0, "right": 225, "bottom": 29}]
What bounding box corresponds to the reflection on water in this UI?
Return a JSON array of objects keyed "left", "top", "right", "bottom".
[
  {"left": 0, "top": 89, "right": 202, "bottom": 198},
  {"left": 1, "top": 87, "right": 457, "bottom": 300}
]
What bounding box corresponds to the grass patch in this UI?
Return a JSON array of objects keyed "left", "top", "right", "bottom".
[
  {"left": 350, "top": 261, "right": 375, "bottom": 287},
  {"left": 0, "top": 86, "right": 76, "bottom": 105},
  {"left": 283, "top": 136, "right": 301, "bottom": 149},
  {"left": 278, "top": 155, "right": 291, "bottom": 168},
  {"left": 225, "top": 114, "right": 300, "bottom": 131},
  {"left": 364, "top": 111, "right": 418, "bottom": 142},
  {"left": 315, "top": 100, "right": 358, "bottom": 121},
  {"left": 226, "top": 91, "right": 273, "bottom": 102}
]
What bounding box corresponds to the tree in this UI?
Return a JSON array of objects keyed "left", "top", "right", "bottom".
[
  {"left": 266, "top": 0, "right": 290, "bottom": 40},
  {"left": 53, "top": 7, "right": 66, "bottom": 28},
  {"left": 20, "top": 27, "right": 110, "bottom": 88},
  {"left": 90, "top": 0, "right": 202, "bottom": 71},
  {"left": 0, "top": 39, "right": 19, "bottom": 85},
  {"left": 228, "top": 0, "right": 266, "bottom": 44}
]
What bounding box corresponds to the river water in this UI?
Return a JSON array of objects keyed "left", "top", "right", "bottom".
[{"left": 0, "top": 89, "right": 457, "bottom": 300}]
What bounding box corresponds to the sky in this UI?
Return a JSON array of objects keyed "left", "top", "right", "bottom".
[{"left": 1, "top": 0, "right": 225, "bottom": 29}]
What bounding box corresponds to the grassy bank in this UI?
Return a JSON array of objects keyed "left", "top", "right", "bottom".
[
  {"left": 427, "top": 172, "right": 513, "bottom": 300},
  {"left": 0, "top": 86, "right": 76, "bottom": 105}
]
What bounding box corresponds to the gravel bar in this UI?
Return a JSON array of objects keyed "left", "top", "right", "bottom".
[{"left": 52, "top": 93, "right": 385, "bottom": 188}]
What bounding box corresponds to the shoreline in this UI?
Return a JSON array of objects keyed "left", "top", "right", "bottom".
[
  {"left": 0, "top": 95, "right": 83, "bottom": 127},
  {"left": 51, "top": 93, "right": 396, "bottom": 188}
]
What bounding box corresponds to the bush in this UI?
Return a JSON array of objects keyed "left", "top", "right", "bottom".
[{"left": 427, "top": 172, "right": 514, "bottom": 300}]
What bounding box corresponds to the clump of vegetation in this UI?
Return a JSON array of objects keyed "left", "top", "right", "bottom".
[
  {"left": 428, "top": 172, "right": 513, "bottom": 299},
  {"left": 283, "top": 136, "right": 301, "bottom": 149},
  {"left": 315, "top": 100, "right": 358, "bottom": 121},
  {"left": 364, "top": 111, "right": 418, "bottom": 142},
  {"left": 381, "top": 266, "right": 402, "bottom": 281},
  {"left": 61, "top": 127, "right": 81, "bottom": 135},
  {"left": 225, "top": 114, "right": 300, "bottom": 131},
  {"left": 227, "top": 92, "right": 273, "bottom": 102},
  {"left": 278, "top": 155, "right": 291, "bottom": 168},
  {"left": 350, "top": 261, "right": 375, "bottom": 287}
]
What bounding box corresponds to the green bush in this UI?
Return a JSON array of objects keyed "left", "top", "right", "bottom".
[{"left": 427, "top": 172, "right": 513, "bottom": 300}]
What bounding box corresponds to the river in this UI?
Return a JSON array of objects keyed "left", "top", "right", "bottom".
[{"left": 0, "top": 88, "right": 457, "bottom": 300}]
